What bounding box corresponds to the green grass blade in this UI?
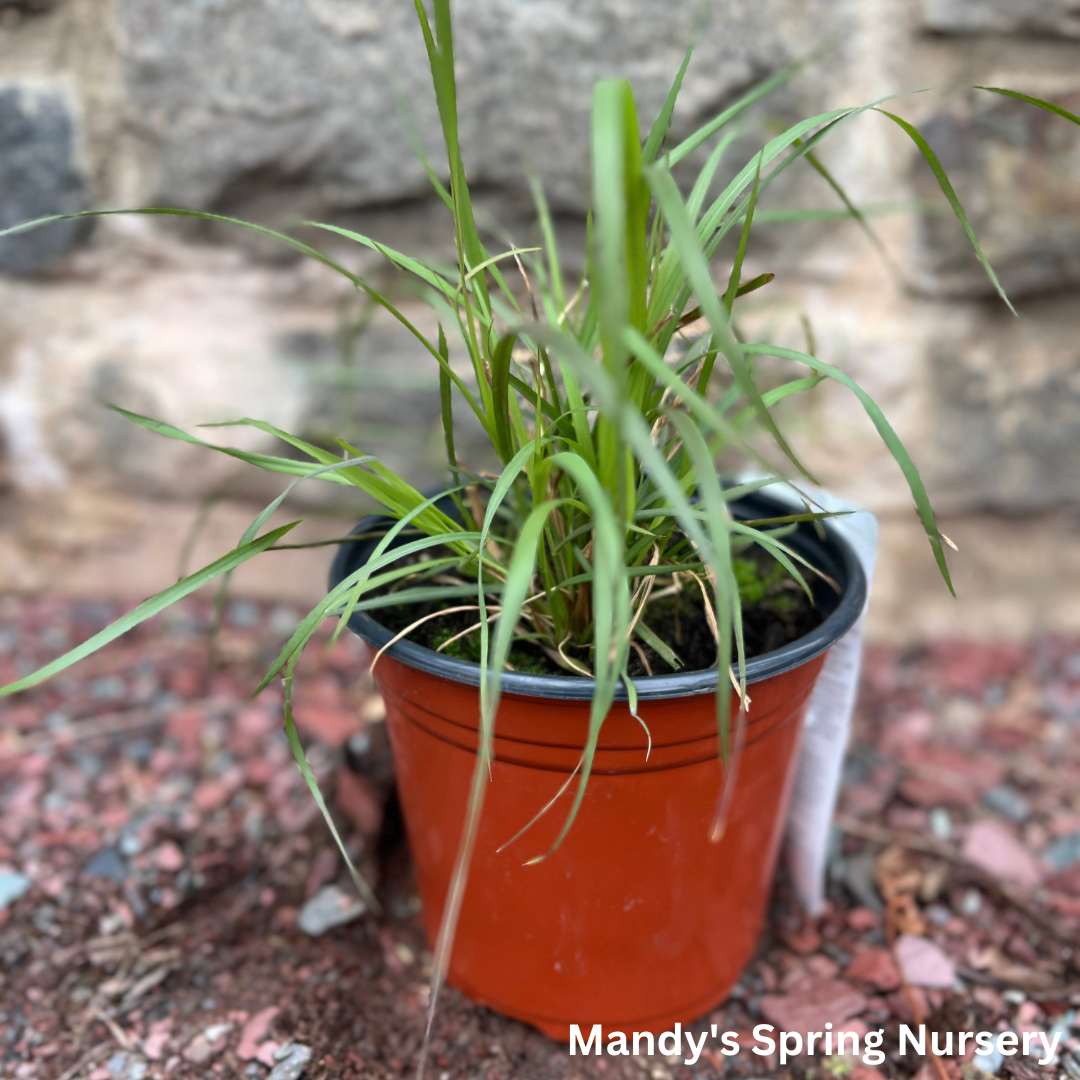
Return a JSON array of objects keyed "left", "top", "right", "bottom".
[
  {"left": 732, "top": 374, "right": 824, "bottom": 426},
  {"left": 752, "top": 200, "right": 936, "bottom": 223},
  {"left": 975, "top": 87, "right": 1080, "bottom": 127},
  {"left": 744, "top": 341, "right": 954, "bottom": 592},
  {"left": 474, "top": 439, "right": 543, "bottom": 696},
  {"left": 532, "top": 453, "right": 629, "bottom": 858},
  {"left": 727, "top": 522, "right": 815, "bottom": 600},
  {"left": 592, "top": 79, "right": 635, "bottom": 352},
  {"left": 438, "top": 326, "right": 459, "bottom": 476},
  {"left": 210, "top": 451, "right": 375, "bottom": 631},
  {"left": 624, "top": 326, "right": 792, "bottom": 485},
  {"left": 557, "top": 360, "right": 597, "bottom": 472},
  {"left": 650, "top": 106, "right": 865, "bottom": 329},
  {"left": 687, "top": 128, "right": 741, "bottom": 222},
  {"left": 306, "top": 222, "right": 459, "bottom": 300},
  {"left": 257, "top": 532, "right": 482, "bottom": 693},
  {"left": 490, "top": 334, "right": 518, "bottom": 464},
  {"left": 642, "top": 41, "right": 694, "bottom": 164},
  {"left": 464, "top": 248, "right": 541, "bottom": 284},
  {"left": 528, "top": 323, "right": 717, "bottom": 561},
  {"left": 591, "top": 79, "right": 648, "bottom": 524},
  {"left": 733, "top": 272, "right": 775, "bottom": 298},
  {"left": 0, "top": 207, "right": 454, "bottom": 367},
  {"left": 641, "top": 168, "right": 817, "bottom": 482},
  {"left": 282, "top": 671, "right": 381, "bottom": 914},
  {"left": 390, "top": 73, "right": 455, "bottom": 212},
  {"left": 667, "top": 55, "right": 812, "bottom": 166},
  {"left": 528, "top": 174, "right": 567, "bottom": 322},
  {"left": 664, "top": 409, "right": 738, "bottom": 750},
  {"left": 213, "top": 417, "right": 466, "bottom": 542},
  {"left": 0, "top": 522, "right": 298, "bottom": 697},
  {"left": 109, "top": 405, "right": 365, "bottom": 485},
  {"left": 421, "top": 0, "right": 491, "bottom": 323},
  {"left": 634, "top": 620, "right": 684, "bottom": 670},
  {"left": 722, "top": 152, "right": 762, "bottom": 315},
  {"left": 875, "top": 108, "right": 1015, "bottom": 314},
  {"left": 424, "top": 441, "right": 542, "bottom": 1066},
  {"left": 794, "top": 141, "right": 899, "bottom": 274},
  {"left": 238, "top": 454, "right": 374, "bottom": 549},
  {"left": 330, "top": 484, "right": 476, "bottom": 645}
]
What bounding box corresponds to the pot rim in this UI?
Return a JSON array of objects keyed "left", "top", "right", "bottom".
[{"left": 329, "top": 490, "right": 867, "bottom": 701}]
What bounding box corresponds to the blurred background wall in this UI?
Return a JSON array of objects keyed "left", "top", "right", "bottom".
[{"left": 0, "top": 0, "right": 1077, "bottom": 643}]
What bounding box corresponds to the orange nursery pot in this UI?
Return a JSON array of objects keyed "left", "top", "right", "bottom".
[{"left": 330, "top": 493, "right": 866, "bottom": 1041}]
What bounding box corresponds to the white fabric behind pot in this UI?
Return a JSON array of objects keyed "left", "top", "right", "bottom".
[{"left": 745, "top": 481, "right": 878, "bottom": 915}]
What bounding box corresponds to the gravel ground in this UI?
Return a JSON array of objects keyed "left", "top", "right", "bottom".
[{"left": 1, "top": 595, "right": 1079, "bottom": 1080}]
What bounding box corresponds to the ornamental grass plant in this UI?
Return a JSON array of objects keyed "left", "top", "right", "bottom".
[{"left": 3, "top": 0, "right": 1078, "bottom": 1046}]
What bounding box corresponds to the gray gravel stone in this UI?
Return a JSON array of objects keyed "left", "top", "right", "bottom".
[
  {"left": 104, "top": 1050, "right": 149, "bottom": 1080},
  {"left": 90, "top": 675, "right": 127, "bottom": 702},
  {"left": 1046, "top": 830, "right": 1080, "bottom": 872},
  {"left": 269, "top": 1043, "right": 313, "bottom": 1080},
  {"left": 83, "top": 847, "right": 128, "bottom": 883},
  {"left": 841, "top": 851, "right": 884, "bottom": 914},
  {"left": 959, "top": 888, "right": 982, "bottom": 916},
  {"left": 983, "top": 784, "right": 1032, "bottom": 823},
  {"left": 0, "top": 870, "right": 31, "bottom": 909},
  {"left": 227, "top": 601, "right": 262, "bottom": 628},
  {"left": 970, "top": 1040, "right": 1004, "bottom": 1075},
  {"left": 118, "top": 830, "right": 143, "bottom": 857},
  {"left": 930, "top": 807, "right": 953, "bottom": 839},
  {"left": 297, "top": 884, "right": 366, "bottom": 936}
]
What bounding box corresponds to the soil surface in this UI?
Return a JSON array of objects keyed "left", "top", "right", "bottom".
[
  {"left": 375, "top": 546, "right": 823, "bottom": 677},
  {"left": 1, "top": 595, "right": 1079, "bottom": 1080}
]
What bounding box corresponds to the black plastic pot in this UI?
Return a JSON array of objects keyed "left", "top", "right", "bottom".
[{"left": 329, "top": 489, "right": 867, "bottom": 697}]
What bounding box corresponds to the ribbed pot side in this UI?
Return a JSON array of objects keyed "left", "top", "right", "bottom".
[{"left": 330, "top": 493, "right": 867, "bottom": 1039}]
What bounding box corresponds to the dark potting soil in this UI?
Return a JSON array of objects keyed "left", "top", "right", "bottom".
[{"left": 373, "top": 545, "right": 823, "bottom": 678}]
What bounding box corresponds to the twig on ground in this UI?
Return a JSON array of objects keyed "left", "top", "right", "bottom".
[
  {"left": 54, "top": 1040, "right": 111, "bottom": 1080},
  {"left": 958, "top": 966, "right": 1080, "bottom": 1004},
  {"left": 835, "top": 815, "right": 1075, "bottom": 944},
  {"left": 885, "top": 896, "right": 951, "bottom": 1080},
  {"left": 92, "top": 1008, "right": 134, "bottom": 1051},
  {"left": 0, "top": 702, "right": 204, "bottom": 759}
]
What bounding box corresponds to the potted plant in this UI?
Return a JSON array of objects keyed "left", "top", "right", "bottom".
[{"left": 3, "top": 0, "right": 1076, "bottom": 1045}]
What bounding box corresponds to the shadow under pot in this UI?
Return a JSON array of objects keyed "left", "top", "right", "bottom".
[{"left": 329, "top": 490, "right": 866, "bottom": 1040}]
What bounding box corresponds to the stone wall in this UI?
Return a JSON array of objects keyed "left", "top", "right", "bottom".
[{"left": 0, "top": 0, "right": 1078, "bottom": 642}]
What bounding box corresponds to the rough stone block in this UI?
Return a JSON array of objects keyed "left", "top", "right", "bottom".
[
  {"left": 0, "top": 83, "right": 91, "bottom": 274},
  {"left": 929, "top": 297, "right": 1080, "bottom": 511},
  {"left": 116, "top": 0, "right": 846, "bottom": 215},
  {"left": 922, "top": 0, "right": 1080, "bottom": 39},
  {"left": 0, "top": 0, "right": 58, "bottom": 15}
]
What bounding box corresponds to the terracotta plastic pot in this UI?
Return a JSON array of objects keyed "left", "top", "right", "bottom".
[{"left": 330, "top": 493, "right": 866, "bottom": 1040}]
